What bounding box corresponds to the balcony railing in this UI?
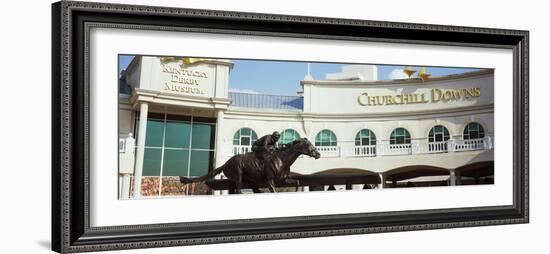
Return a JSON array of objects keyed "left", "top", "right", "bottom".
[
  {"left": 353, "top": 145, "right": 377, "bottom": 157},
  {"left": 384, "top": 144, "right": 413, "bottom": 156},
  {"left": 427, "top": 141, "right": 448, "bottom": 153},
  {"left": 317, "top": 146, "right": 340, "bottom": 157},
  {"left": 233, "top": 145, "right": 251, "bottom": 155},
  {"left": 450, "top": 137, "right": 492, "bottom": 152},
  {"left": 230, "top": 137, "right": 493, "bottom": 158}
]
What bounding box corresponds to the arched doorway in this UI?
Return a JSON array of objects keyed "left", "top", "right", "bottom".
[
  {"left": 384, "top": 165, "right": 450, "bottom": 188},
  {"left": 454, "top": 161, "right": 494, "bottom": 185},
  {"left": 295, "top": 168, "right": 380, "bottom": 191}
]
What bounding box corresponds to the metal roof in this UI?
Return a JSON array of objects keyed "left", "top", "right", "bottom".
[{"left": 228, "top": 92, "right": 303, "bottom": 111}]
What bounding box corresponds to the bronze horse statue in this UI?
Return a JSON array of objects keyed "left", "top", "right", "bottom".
[{"left": 180, "top": 138, "right": 321, "bottom": 194}]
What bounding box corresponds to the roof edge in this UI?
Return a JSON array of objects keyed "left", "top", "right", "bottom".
[{"left": 301, "top": 69, "right": 494, "bottom": 86}]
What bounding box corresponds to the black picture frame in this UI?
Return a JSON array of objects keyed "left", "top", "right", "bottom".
[{"left": 51, "top": 1, "right": 529, "bottom": 253}]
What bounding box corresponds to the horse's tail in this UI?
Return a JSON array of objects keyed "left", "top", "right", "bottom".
[{"left": 179, "top": 165, "right": 225, "bottom": 184}]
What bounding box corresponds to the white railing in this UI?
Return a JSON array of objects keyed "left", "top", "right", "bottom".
[
  {"left": 384, "top": 144, "right": 413, "bottom": 155},
  {"left": 317, "top": 146, "right": 340, "bottom": 157},
  {"left": 353, "top": 145, "right": 377, "bottom": 157},
  {"left": 450, "top": 137, "right": 492, "bottom": 152},
  {"left": 230, "top": 136, "right": 492, "bottom": 158},
  {"left": 427, "top": 141, "right": 448, "bottom": 153},
  {"left": 233, "top": 145, "right": 251, "bottom": 155}
]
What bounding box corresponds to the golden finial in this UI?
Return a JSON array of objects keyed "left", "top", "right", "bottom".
[
  {"left": 183, "top": 58, "right": 208, "bottom": 65},
  {"left": 418, "top": 67, "right": 431, "bottom": 82},
  {"left": 160, "top": 57, "right": 210, "bottom": 65},
  {"left": 403, "top": 66, "right": 416, "bottom": 79},
  {"left": 160, "top": 56, "right": 179, "bottom": 63}
]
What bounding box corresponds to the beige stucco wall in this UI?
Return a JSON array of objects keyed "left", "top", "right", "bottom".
[{"left": 302, "top": 71, "right": 493, "bottom": 114}]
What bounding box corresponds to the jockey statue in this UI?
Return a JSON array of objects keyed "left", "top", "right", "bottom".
[{"left": 252, "top": 131, "right": 281, "bottom": 160}]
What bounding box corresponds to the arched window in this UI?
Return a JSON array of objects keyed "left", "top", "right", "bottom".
[
  {"left": 355, "top": 129, "right": 376, "bottom": 146},
  {"left": 463, "top": 122, "right": 485, "bottom": 140},
  {"left": 389, "top": 128, "right": 411, "bottom": 145},
  {"left": 280, "top": 129, "right": 301, "bottom": 145},
  {"left": 233, "top": 128, "right": 258, "bottom": 146},
  {"left": 428, "top": 125, "right": 450, "bottom": 143},
  {"left": 315, "top": 130, "right": 337, "bottom": 146}
]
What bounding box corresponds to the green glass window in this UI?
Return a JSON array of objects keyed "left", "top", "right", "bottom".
[
  {"left": 164, "top": 120, "right": 191, "bottom": 148},
  {"left": 144, "top": 119, "right": 164, "bottom": 147},
  {"left": 355, "top": 129, "right": 376, "bottom": 146},
  {"left": 162, "top": 149, "right": 189, "bottom": 176},
  {"left": 233, "top": 128, "right": 258, "bottom": 146},
  {"left": 390, "top": 128, "right": 411, "bottom": 145},
  {"left": 138, "top": 113, "right": 217, "bottom": 192},
  {"left": 280, "top": 129, "right": 301, "bottom": 145},
  {"left": 463, "top": 122, "right": 485, "bottom": 140},
  {"left": 428, "top": 125, "right": 450, "bottom": 142},
  {"left": 142, "top": 148, "right": 162, "bottom": 176},
  {"left": 191, "top": 123, "right": 215, "bottom": 149},
  {"left": 315, "top": 130, "right": 337, "bottom": 146},
  {"left": 189, "top": 150, "right": 214, "bottom": 176}
]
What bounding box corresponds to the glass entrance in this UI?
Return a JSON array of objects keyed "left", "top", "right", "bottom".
[{"left": 138, "top": 113, "right": 216, "bottom": 196}]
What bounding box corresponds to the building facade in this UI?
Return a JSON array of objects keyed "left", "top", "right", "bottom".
[{"left": 118, "top": 56, "right": 494, "bottom": 198}]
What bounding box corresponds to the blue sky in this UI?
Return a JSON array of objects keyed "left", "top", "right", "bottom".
[{"left": 119, "top": 55, "right": 482, "bottom": 96}]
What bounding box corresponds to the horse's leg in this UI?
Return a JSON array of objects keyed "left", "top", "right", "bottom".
[
  {"left": 234, "top": 179, "right": 243, "bottom": 194},
  {"left": 243, "top": 179, "right": 262, "bottom": 193},
  {"left": 294, "top": 179, "right": 301, "bottom": 192},
  {"left": 262, "top": 156, "right": 278, "bottom": 193},
  {"left": 223, "top": 176, "right": 238, "bottom": 194},
  {"left": 283, "top": 178, "right": 300, "bottom": 192},
  {"left": 226, "top": 179, "right": 236, "bottom": 194},
  {"left": 233, "top": 169, "right": 243, "bottom": 194},
  {"left": 267, "top": 179, "right": 277, "bottom": 193}
]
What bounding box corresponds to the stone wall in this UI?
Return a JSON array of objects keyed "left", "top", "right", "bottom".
[{"left": 130, "top": 176, "right": 212, "bottom": 197}]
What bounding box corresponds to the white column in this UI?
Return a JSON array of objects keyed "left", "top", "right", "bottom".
[
  {"left": 411, "top": 139, "right": 426, "bottom": 154},
  {"left": 221, "top": 175, "right": 229, "bottom": 195},
  {"left": 120, "top": 174, "right": 131, "bottom": 199},
  {"left": 303, "top": 186, "right": 310, "bottom": 192},
  {"left": 118, "top": 174, "right": 123, "bottom": 198},
  {"left": 214, "top": 110, "right": 225, "bottom": 195},
  {"left": 449, "top": 169, "right": 456, "bottom": 186},
  {"left": 133, "top": 102, "right": 148, "bottom": 198},
  {"left": 378, "top": 173, "right": 385, "bottom": 189},
  {"left": 447, "top": 139, "right": 456, "bottom": 152},
  {"left": 377, "top": 141, "right": 386, "bottom": 156}
]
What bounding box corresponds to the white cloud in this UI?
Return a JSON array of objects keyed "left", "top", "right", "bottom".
[
  {"left": 388, "top": 69, "right": 408, "bottom": 80},
  {"left": 228, "top": 88, "right": 260, "bottom": 94}
]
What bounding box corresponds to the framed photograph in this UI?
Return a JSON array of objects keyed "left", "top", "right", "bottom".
[{"left": 52, "top": 1, "right": 529, "bottom": 253}]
